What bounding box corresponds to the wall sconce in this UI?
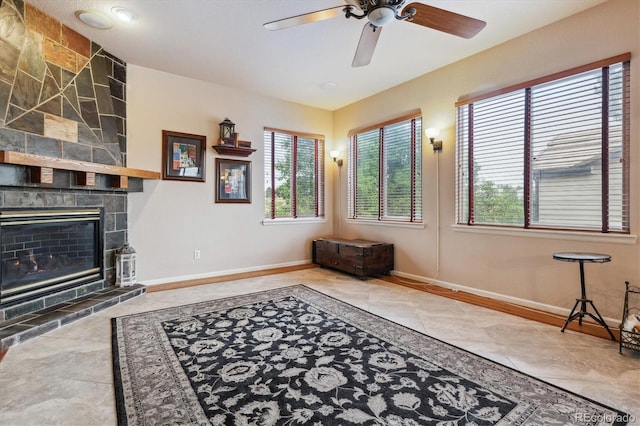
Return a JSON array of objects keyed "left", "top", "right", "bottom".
[
  {"left": 330, "top": 150, "right": 343, "bottom": 167},
  {"left": 425, "top": 128, "right": 443, "bottom": 152}
]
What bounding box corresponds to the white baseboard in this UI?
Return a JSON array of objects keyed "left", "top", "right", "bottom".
[
  {"left": 140, "top": 264, "right": 619, "bottom": 326},
  {"left": 140, "top": 259, "right": 311, "bottom": 286},
  {"left": 391, "top": 270, "right": 620, "bottom": 326}
]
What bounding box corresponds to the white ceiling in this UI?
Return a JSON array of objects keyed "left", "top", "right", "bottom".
[{"left": 25, "top": 0, "right": 607, "bottom": 111}]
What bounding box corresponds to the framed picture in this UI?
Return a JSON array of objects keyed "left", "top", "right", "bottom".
[
  {"left": 162, "top": 130, "right": 206, "bottom": 182},
  {"left": 215, "top": 158, "right": 251, "bottom": 203}
]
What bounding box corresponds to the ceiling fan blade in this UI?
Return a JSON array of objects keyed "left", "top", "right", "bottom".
[
  {"left": 403, "top": 2, "right": 486, "bottom": 39},
  {"left": 352, "top": 23, "right": 382, "bottom": 67},
  {"left": 264, "top": 6, "right": 344, "bottom": 30}
]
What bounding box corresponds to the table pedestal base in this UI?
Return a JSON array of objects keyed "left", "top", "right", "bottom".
[
  {"left": 561, "top": 297, "right": 616, "bottom": 340},
  {"left": 553, "top": 252, "right": 616, "bottom": 341}
]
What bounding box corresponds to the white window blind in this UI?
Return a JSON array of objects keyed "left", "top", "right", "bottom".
[
  {"left": 456, "top": 54, "right": 630, "bottom": 233},
  {"left": 348, "top": 113, "right": 422, "bottom": 223},
  {"left": 264, "top": 129, "right": 324, "bottom": 219}
]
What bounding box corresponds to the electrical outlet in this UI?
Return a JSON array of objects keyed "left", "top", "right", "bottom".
[{"left": 194, "top": 249, "right": 201, "bottom": 259}]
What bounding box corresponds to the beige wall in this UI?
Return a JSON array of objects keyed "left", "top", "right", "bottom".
[
  {"left": 125, "top": 0, "right": 637, "bottom": 321},
  {"left": 126, "top": 66, "right": 333, "bottom": 284},
  {"left": 332, "top": 0, "right": 639, "bottom": 320}
]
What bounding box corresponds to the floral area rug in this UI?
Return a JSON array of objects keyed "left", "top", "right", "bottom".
[{"left": 112, "top": 285, "right": 629, "bottom": 425}]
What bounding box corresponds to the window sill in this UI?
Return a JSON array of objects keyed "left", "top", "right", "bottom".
[
  {"left": 451, "top": 224, "right": 637, "bottom": 244},
  {"left": 345, "top": 219, "right": 425, "bottom": 229},
  {"left": 262, "top": 217, "right": 327, "bottom": 226}
]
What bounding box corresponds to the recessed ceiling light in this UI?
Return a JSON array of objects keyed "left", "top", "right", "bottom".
[
  {"left": 319, "top": 82, "right": 337, "bottom": 90},
  {"left": 75, "top": 10, "right": 112, "bottom": 29},
  {"left": 111, "top": 7, "right": 137, "bottom": 22}
]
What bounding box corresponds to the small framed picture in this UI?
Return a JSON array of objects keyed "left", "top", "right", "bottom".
[
  {"left": 162, "top": 130, "right": 206, "bottom": 182},
  {"left": 215, "top": 158, "right": 251, "bottom": 203}
]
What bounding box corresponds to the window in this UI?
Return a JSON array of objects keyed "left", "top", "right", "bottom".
[
  {"left": 456, "top": 54, "right": 630, "bottom": 233},
  {"left": 347, "top": 112, "right": 422, "bottom": 223},
  {"left": 264, "top": 128, "right": 324, "bottom": 219}
]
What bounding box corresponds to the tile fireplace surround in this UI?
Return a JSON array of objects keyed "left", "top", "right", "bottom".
[
  {"left": 0, "top": 183, "right": 149, "bottom": 349},
  {"left": 0, "top": 1, "right": 155, "bottom": 348}
]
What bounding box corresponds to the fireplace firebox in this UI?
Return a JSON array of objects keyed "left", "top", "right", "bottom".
[{"left": 0, "top": 208, "right": 104, "bottom": 307}]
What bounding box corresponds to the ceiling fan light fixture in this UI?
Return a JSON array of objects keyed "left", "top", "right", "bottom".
[
  {"left": 368, "top": 6, "right": 395, "bottom": 27},
  {"left": 75, "top": 10, "right": 112, "bottom": 29},
  {"left": 264, "top": 1, "right": 486, "bottom": 68}
]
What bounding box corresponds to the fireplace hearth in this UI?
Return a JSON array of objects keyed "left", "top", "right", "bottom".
[{"left": 0, "top": 209, "right": 103, "bottom": 308}]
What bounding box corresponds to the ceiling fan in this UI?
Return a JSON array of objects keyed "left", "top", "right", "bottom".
[{"left": 264, "top": 0, "right": 486, "bottom": 67}]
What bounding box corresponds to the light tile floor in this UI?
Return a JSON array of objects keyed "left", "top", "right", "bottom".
[{"left": 1, "top": 268, "right": 638, "bottom": 425}]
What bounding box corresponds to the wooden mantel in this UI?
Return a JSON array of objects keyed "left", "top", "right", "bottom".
[{"left": 0, "top": 150, "right": 160, "bottom": 189}]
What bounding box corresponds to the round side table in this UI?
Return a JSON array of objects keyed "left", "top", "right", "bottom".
[{"left": 553, "top": 252, "right": 615, "bottom": 341}]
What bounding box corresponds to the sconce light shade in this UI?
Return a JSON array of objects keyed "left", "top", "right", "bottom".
[
  {"left": 425, "top": 128, "right": 440, "bottom": 139},
  {"left": 329, "top": 150, "right": 343, "bottom": 167},
  {"left": 426, "top": 128, "right": 443, "bottom": 152}
]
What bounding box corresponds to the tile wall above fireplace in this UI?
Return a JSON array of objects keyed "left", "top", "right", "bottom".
[
  {"left": 0, "top": 1, "right": 146, "bottom": 326},
  {"left": 0, "top": 0, "right": 127, "bottom": 167}
]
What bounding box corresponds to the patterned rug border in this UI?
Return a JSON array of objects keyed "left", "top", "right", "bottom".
[
  {"left": 112, "top": 321, "right": 126, "bottom": 426},
  {"left": 111, "top": 284, "right": 629, "bottom": 425}
]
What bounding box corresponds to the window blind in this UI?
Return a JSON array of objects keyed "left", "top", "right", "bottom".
[
  {"left": 456, "top": 54, "right": 630, "bottom": 233},
  {"left": 264, "top": 129, "right": 324, "bottom": 219},
  {"left": 348, "top": 113, "right": 422, "bottom": 222}
]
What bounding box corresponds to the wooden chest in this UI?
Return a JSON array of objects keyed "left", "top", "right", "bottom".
[{"left": 312, "top": 238, "right": 394, "bottom": 279}]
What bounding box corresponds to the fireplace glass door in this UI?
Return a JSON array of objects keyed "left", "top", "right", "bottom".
[{"left": 0, "top": 209, "right": 103, "bottom": 306}]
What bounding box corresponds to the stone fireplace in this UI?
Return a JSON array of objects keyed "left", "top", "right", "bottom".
[
  {"left": 0, "top": 2, "right": 157, "bottom": 348},
  {"left": 0, "top": 181, "right": 151, "bottom": 349},
  {"left": 0, "top": 186, "right": 131, "bottom": 323}
]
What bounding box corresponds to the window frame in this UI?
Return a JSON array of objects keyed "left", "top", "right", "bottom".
[
  {"left": 263, "top": 127, "right": 325, "bottom": 222},
  {"left": 347, "top": 111, "right": 423, "bottom": 224},
  {"left": 455, "top": 53, "right": 631, "bottom": 234}
]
